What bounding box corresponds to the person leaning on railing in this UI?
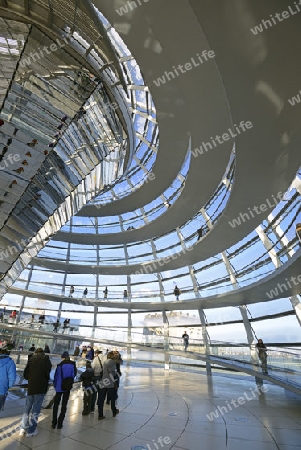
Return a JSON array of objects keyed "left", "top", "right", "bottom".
[{"left": 256, "top": 339, "right": 268, "bottom": 374}]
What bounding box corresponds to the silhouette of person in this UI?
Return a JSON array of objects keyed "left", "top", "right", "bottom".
[{"left": 256, "top": 339, "right": 268, "bottom": 374}]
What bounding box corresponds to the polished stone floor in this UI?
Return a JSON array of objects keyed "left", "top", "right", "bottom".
[{"left": 1, "top": 366, "right": 301, "bottom": 449}]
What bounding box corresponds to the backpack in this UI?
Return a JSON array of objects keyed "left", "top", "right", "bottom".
[
  {"left": 60, "top": 365, "right": 74, "bottom": 391},
  {"left": 62, "top": 377, "right": 74, "bottom": 391}
]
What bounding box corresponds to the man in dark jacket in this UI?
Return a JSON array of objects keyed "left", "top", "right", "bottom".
[
  {"left": 28, "top": 344, "right": 35, "bottom": 360},
  {"left": 19, "top": 348, "right": 52, "bottom": 438},
  {"left": 52, "top": 351, "right": 77, "bottom": 429}
]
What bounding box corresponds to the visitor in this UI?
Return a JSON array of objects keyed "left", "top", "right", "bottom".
[
  {"left": 174, "top": 285, "right": 181, "bottom": 300},
  {"left": 69, "top": 286, "right": 74, "bottom": 297},
  {"left": 38, "top": 314, "right": 45, "bottom": 325},
  {"left": 182, "top": 331, "right": 189, "bottom": 352},
  {"left": 0, "top": 342, "right": 16, "bottom": 414},
  {"left": 197, "top": 227, "right": 203, "bottom": 241},
  {"left": 28, "top": 344, "right": 36, "bottom": 360},
  {"left": 80, "top": 361, "right": 94, "bottom": 415},
  {"left": 98, "top": 351, "right": 119, "bottom": 418},
  {"left": 19, "top": 348, "right": 52, "bottom": 437},
  {"left": 83, "top": 287, "right": 88, "bottom": 298},
  {"left": 86, "top": 346, "right": 94, "bottom": 360},
  {"left": 73, "top": 345, "right": 80, "bottom": 357},
  {"left": 256, "top": 339, "right": 268, "bottom": 374},
  {"left": 52, "top": 351, "right": 77, "bottom": 429},
  {"left": 44, "top": 344, "right": 50, "bottom": 354},
  {"left": 81, "top": 346, "right": 87, "bottom": 359},
  {"left": 10, "top": 310, "right": 17, "bottom": 320},
  {"left": 123, "top": 289, "right": 128, "bottom": 301},
  {"left": 53, "top": 319, "right": 60, "bottom": 332},
  {"left": 103, "top": 286, "right": 108, "bottom": 300},
  {"left": 91, "top": 349, "right": 103, "bottom": 413},
  {"left": 62, "top": 319, "right": 69, "bottom": 333}
]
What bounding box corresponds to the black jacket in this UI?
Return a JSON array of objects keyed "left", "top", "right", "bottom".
[
  {"left": 80, "top": 367, "right": 94, "bottom": 388},
  {"left": 23, "top": 353, "right": 52, "bottom": 395}
]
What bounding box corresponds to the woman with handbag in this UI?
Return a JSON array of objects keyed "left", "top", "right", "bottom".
[{"left": 51, "top": 351, "right": 77, "bottom": 429}]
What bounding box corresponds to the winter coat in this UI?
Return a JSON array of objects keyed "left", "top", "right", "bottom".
[
  {"left": 0, "top": 355, "right": 16, "bottom": 395},
  {"left": 101, "top": 359, "right": 117, "bottom": 389},
  {"left": 91, "top": 356, "right": 103, "bottom": 377},
  {"left": 112, "top": 351, "right": 123, "bottom": 376},
  {"left": 23, "top": 353, "right": 52, "bottom": 395},
  {"left": 73, "top": 347, "right": 80, "bottom": 357},
  {"left": 256, "top": 343, "right": 267, "bottom": 360},
  {"left": 86, "top": 348, "right": 94, "bottom": 360},
  {"left": 80, "top": 367, "right": 94, "bottom": 388},
  {"left": 54, "top": 359, "right": 77, "bottom": 392}
]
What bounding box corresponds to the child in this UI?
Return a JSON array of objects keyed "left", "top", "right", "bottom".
[{"left": 80, "top": 361, "right": 94, "bottom": 415}]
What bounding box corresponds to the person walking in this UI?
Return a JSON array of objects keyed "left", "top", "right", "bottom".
[
  {"left": 106, "top": 350, "right": 123, "bottom": 405},
  {"left": 83, "top": 287, "right": 88, "bottom": 298},
  {"left": 256, "top": 339, "right": 268, "bottom": 374},
  {"left": 103, "top": 286, "right": 108, "bottom": 300},
  {"left": 44, "top": 344, "right": 50, "bottom": 354},
  {"left": 62, "top": 319, "right": 69, "bottom": 334},
  {"left": 51, "top": 351, "right": 77, "bottom": 429},
  {"left": 174, "top": 285, "right": 181, "bottom": 301},
  {"left": 28, "top": 344, "right": 35, "bottom": 360},
  {"left": 80, "top": 361, "right": 94, "bottom": 415},
  {"left": 91, "top": 349, "right": 103, "bottom": 413},
  {"left": 123, "top": 289, "right": 128, "bottom": 301},
  {"left": 38, "top": 314, "right": 45, "bottom": 325},
  {"left": 182, "top": 331, "right": 189, "bottom": 352},
  {"left": 97, "top": 351, "right": 119, "bottom": 419},
  {"left": 19, "top": 348, "right": 52, "bottom": 438},
  {"left": 0, "top": 342, "right": 16, "bottom": 413},
  {"left": 197, "top": 227, "right": 203, "bottom": 241},
  {"left": 69, "top": 286, "right": 74, "bottom": 297},
  {"left": 53, "top": 319, "right": 60, "bottom": 332}
]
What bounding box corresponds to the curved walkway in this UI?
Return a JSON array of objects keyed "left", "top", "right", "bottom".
[
  {"left": 31, "top": 242, "right": 301, "bottom": 284},
  {"left": 60, "top": 0, "right": 301, "bottom": 268}
]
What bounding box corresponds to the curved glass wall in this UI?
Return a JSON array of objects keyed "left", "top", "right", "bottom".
[{"left": 0, "top": 2, "right": 300, "bottom": 354}]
